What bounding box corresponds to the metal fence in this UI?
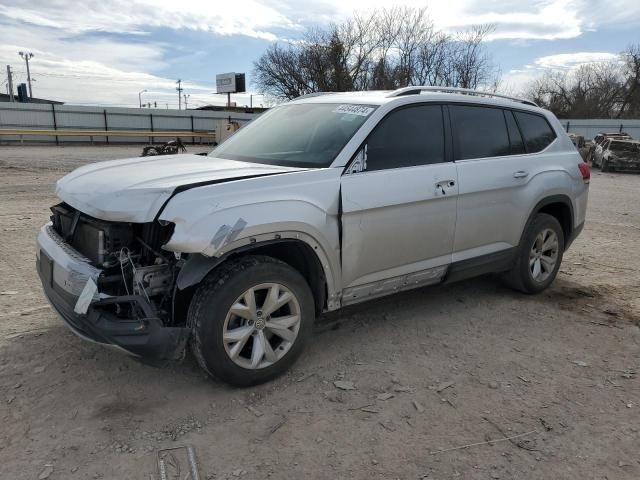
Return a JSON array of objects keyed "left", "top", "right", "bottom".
[
  {"left": 559, "top": 119, "right": 640, "bottom": 140},
  {"left": 1, "top": 102, "right": 639, "bottom": 144},
  {"left": 0, "top": 103, "right": 260, "bottom": 144}
]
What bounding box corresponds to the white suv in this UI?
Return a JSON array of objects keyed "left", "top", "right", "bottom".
[{"left": 37, "top": 87, "right": 590, "bottom": 386}]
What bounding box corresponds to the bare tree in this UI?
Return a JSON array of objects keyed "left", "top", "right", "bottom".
[
  {"left": 253, "top": 8, "right": 498, "bottom": 100},
  {"left": 525, "top": 45, "right": 640, "bottom": 119}
]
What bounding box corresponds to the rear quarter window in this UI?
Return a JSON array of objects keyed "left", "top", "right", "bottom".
[{"left": 514, "top": 111, "right": 556, "bottom": 153}]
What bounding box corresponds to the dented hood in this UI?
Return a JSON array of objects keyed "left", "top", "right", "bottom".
[{"left": 56, "top": 154, "right": 304, "bottom": 222}]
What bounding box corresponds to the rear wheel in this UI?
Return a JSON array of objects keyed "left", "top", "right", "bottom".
[
  {"left": 142, "top": 146, "right": 159, "bottom": 156},
  {"left": 189, "top": 255, "right": 315, "bottom": 387},
  {"left": 502, "top": 213, "right": 564, "bottom": 294}
]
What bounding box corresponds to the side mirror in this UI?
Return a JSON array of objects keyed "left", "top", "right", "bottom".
[{"left": 345, "top": 144, "right": 368, "bottom": 175}]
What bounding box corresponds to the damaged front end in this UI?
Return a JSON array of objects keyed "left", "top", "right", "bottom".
[
  {"left": 36, "top": 203, "right": 189, "bottom": 363},
  {"left": 603, "top": 141, "right": 640, "bottom": 172}
]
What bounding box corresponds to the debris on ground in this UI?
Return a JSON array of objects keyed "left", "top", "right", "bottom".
[
  {"left": 392, "top": 385, "right": 412, "bottom": 393},
  {"left": 361, "top": 406, "right": 380, "bottom": 413},
  {"left": 412, "top": 400, "right": 425, "bottom": 413},
  {"left": 246, "top": 405, "right": 263, "bottom": 417},
  {"left": 334, "top": 380, "right": 356, "bottom": 390},
  {"left": 376, "top": 393, "right": 395, "bottom": 401},
  {"left": 432, "top": 381, "right": 454, "bottom": 393},
  {"left": 38, "top": 465, "right": 54, "bottom": 480},
  {"left": 157, "top": 445, "right": 200, "bottom": 480}
]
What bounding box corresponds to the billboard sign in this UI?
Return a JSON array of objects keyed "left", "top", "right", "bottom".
[{"left": 216, "top": 72, "right": 246, "bottom": 94}]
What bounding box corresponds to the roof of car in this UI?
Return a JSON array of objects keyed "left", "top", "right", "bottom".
[{"left": 290, "top": 87, "right": 541, "bottom": 111}]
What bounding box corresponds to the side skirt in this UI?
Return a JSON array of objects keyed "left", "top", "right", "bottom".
[
  {"left": 337, "top": 247, "right": 517, "bottom": 308},
  {"left": 444, "top": 248, "right": 517, "bottom": 284},
  {"left": 341, "top": 265, "right": 448, "bottom": 307}
]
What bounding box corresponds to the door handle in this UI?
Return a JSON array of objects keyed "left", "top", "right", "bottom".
[
  {"left": 513, "top": 170, "right": 529, "bottom": 178},
  {"left": 435, "top": 180, "right": 456, "bottom": 195}
]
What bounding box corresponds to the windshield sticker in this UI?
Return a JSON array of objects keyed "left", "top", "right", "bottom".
[{"left": 333, "top": 105, "right": 375, "bottom": 117}]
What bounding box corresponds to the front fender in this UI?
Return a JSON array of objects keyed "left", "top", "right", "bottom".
[{"left": 158, "top": 168, "right": 343, "bottom": 298}]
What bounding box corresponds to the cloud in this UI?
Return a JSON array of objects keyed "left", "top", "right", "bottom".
[
  {"left": 533, "top": 52, "right": 620, "bottom": 69},
  {"left": 1, "top": 0, "right": 639, "bottom": 105},
  {"left": 0, "top": 22, "right": 219, "bottom": 106},
  {"left": 3, "top": 0, "right": 639, "bottom": 43},
  {"left": 0, "top": 0, "right": 297, "bottom": 40},
  {"left": 501, "top": 51, "right": 622, "bottom": 93}
]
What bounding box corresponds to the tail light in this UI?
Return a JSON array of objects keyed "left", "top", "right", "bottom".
[{"left": 578, "top": 162, "right": 590, "bottom": 184}]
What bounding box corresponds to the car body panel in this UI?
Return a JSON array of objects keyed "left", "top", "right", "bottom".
[
  {"left": 158, "top": 167, "right": 343, "bottom": 302},
  {"left": 56, "top": 154, "right": 306, "bottom": 222},
  {"left": 453, "top": 147, "right": 583, "bottom": 259},
  {"left": 340, "top": 162, "right": 458, "bottom": 289}
]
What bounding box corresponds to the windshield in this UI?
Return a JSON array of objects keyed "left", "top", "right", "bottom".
[{"left": 210, "top": 103, "right": 376, "bottom": 168}]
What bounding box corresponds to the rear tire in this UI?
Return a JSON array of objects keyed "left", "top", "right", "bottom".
[
  {"left": 502, "top": 213, "right": 565, "bottom": 294},
  {"left": 188, "top": 255, "right": 315, "bottom": 387}
]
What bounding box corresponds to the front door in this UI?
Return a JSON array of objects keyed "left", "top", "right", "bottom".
[{"left": 340, "top": 104, "right": 458, "bottom": 303}]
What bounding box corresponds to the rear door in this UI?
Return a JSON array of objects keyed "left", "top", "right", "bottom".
[
  {"left": 340, "top": 104, "right": 458, "bottom": 299},
  {"left": 451, "top": 105, "right": 557, "bottom": 262}
]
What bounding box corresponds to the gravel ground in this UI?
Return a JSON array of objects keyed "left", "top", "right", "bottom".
[{"left": 0, "top": 146, "right": 639, "bottom": 480}]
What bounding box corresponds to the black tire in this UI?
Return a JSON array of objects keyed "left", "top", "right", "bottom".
[
  {"left": 601, "top": 158, "right": 611, "bottom": 172},
  {"left": 188, "top": 255, "right": 315, "bottom": 387},
  {"left": 142, "top": 146, "right": 159, "bottom": 157},
  {"left": 502, "top": 213, "right": 565, "bottom": 294}
]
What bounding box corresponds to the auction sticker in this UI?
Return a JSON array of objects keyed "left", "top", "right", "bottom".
[{"left": 333, "top": 105, "right": 375, "bottom": 116}]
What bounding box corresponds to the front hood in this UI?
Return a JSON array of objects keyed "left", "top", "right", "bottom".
[{"left": 56, "top": 154, "right": 305, "bottom": 222}]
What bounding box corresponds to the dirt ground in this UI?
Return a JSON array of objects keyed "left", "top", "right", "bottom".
[{"left": 0, "top": 145, "right": 639, "bottom": 480}]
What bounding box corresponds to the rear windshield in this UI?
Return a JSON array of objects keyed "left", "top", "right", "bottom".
[{"left": 210, "top": 103, "right": 376, "bottom": 168}]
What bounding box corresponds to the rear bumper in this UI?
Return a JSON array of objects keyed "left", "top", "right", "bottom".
[{"left": 36, "top": 224, "right": 188, "bottom": 362}]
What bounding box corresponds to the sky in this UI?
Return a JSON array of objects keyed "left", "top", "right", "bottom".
[{"left": 0, "top": 0, "right": 639, "bottom": 108}]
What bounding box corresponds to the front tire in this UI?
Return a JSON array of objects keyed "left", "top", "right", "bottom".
[
  {"left": 188, "top": 255, "right": 315, "bottom": 387},
  {"left": 502, "top": 213, "right": 565, "bottom": 294}
]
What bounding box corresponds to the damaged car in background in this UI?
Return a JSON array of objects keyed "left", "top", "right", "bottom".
[
  {"left": 37, "top": 87, "right": 589, "bottom": 386},
  {"left": 591, "top": 138, "right": 640, "bottom": 172}
]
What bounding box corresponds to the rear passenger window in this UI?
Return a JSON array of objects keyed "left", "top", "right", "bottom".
[
  {"left": 450, "top": 105, "right": 510, "bottom": 160},
  {"left": 365, "top": 105, "right": 444, "bottom": 171},
  {"left": 504, "top": 110, "right": 525, "bottom": 154},
  {"left": 514, "top": 111, "right": 556, "bottom": 153}
]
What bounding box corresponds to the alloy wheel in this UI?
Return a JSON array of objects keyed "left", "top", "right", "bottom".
[
  {"left": 529, "top": 228, "right": 559, "bottom": 283},
  {"left": 222, "top": 283, "right": 301, "bottom": 369}
]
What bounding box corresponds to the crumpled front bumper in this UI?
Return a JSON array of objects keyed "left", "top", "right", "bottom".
[{"left": 36, "top": 224, "right": 188, "bottom": 363}]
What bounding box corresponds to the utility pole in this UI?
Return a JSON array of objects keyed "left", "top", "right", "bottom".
[
  {"left": 183, "top": 93, "right": 190, "bottom": 110},
  {"left": 138, "top": 89, "right": 147, "bottom": 108},
  {"left": 6, "top": 65, "right": 14, "bottom": 102},
  {"left": 18, "top": 52, "right": 34, "bottom": 98},
  {"left": 176, "top": 79, "right": 183, "bottom": 110}
]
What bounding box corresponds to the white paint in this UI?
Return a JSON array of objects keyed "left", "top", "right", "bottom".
[{"left": 74, "top": 277, "right": 97, "bottom": 315}]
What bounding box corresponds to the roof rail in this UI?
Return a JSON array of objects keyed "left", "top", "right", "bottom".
[{"left": 387, "top": 86, "right": 538, "bottom": 107}]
